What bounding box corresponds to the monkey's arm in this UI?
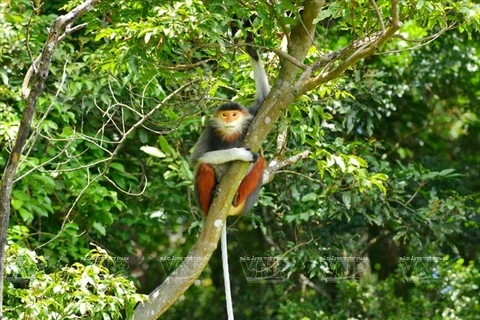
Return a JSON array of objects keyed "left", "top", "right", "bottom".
[{"left": 197, "top": 148, "right": 257, "bottom": 165}]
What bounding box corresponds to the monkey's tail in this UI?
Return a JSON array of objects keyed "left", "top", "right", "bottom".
[{"left": 222, "top": 225, "right": 235, "bottom": 319}]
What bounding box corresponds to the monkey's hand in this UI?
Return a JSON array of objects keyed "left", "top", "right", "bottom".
[
  {"left": 236, "top": 147, "right": 257, "bottom": 163},
  {"left": 212, "top": 184, "right": 220, "bottom": 197},
  {"left": 245, "top": 148, "right": 259, "bottom": 163}
]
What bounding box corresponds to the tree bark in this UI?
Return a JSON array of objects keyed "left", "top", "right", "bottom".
[{"left": 133, "top": 1, "right": 327, "bottom": 318}]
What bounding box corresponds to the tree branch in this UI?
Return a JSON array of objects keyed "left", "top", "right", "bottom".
[
  {"left": 370, "top": 0, "right": 386, "bottom": 34},
  {"left": 36, "top": 80, "right": 198, "bottom": 250},
  {"left": 296, "top": 0, "right": 401, "bottom": 96},
  {"left": 0, "top": 0, "right": 102, "bottom": 315},
  {"left": 135, "top": 1, "right": 408, "bottom": 318},
  {"left": 263, "top": 150, "right": 311, "bottom": 184},
  {"left": 135, "top": 2, "right": 326, "bottom": 318}
]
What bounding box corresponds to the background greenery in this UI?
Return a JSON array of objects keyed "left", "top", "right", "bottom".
[{"left": 1, "top": 0, "right": 479, "bottom": 319}]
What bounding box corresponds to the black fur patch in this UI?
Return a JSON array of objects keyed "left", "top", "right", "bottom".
[{"left": 215, "top": 102, "right": 248, "bottom": 112}]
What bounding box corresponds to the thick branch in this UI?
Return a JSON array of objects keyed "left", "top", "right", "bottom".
[
  {"left": 135, "top": 3, "right": 327, "bottom": 318},
  {"left": 0, "top": 0, "right": 101, "bottom": 315},
  {"left": 135, "top": 1, "right": 407, "bottom": 318},
  {"left": 134, "top": 163, "right": 244, "bottom": 319}
]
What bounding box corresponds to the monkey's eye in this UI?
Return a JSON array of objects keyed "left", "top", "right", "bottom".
[
  {"left": 222, "top": 113, "right": 228, "bottom": 117},
  {"left": 232, "top": 112, "right": 238, "bottom": 117}
]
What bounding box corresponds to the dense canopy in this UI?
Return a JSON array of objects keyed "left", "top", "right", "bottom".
[{"left": 1, "top": 0, "right": 479, "bottom": 319}]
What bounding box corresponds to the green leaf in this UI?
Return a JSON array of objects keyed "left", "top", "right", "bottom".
[
  {"left": 34, "top": 175, "right": 56, "bottom": 190},
  {"left": 301, "top": 193, "right": 317, "bottom": 202},
  {"left": 372, "top": 173, "right": 388, "bottom": 181},
  {"left": 31, "top": 204, "right": 49, "bottom": 217},
  {"left": 11, "top": 198, "right": 24, "bottom": 210},
  {"left": 299, "top": 212, "right": 310, "bottom": 221},
  {"left": 92, "top": 222, "right": 106, "bottom": 236},
  {"left": 0, "top": 70, "right": 9, "bottom": 85},
  {"left": 285, "top": 215, "right": 297, "bottom": 223},
  {"left": 349, "top": 155, "right": 367, "bottom": 167},
  {"left": 342, "top": 192, "right": 352, "bottom": 209},
  {"left": 140, "top": 146, "right": 166, "bottom": 158},
  {"left": 18, "top": 208, "right": 34, "bottom": 223},
  {"left": 158, "top": 136, "right": 177, "bottom": 158},
  {"left": 334, "top": 155, "right": 346, "bottom": 172},
  {"left": 144, "top": 32, "right": 152, "bottom": 44},
  {"left": 139, "top": 129, "right": 148, "bottom": 143},
  {"left": 110, "top": 163, "right": 125, "bottom": 172}
]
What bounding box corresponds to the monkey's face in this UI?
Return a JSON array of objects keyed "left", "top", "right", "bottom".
[
  {"left": 220, "top": 110, "right": 242, "bottom": 131},
  {"left": 213, "top": 110, "right": 252, "bottom": 139}
]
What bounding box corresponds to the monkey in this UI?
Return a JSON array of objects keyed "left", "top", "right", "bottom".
[
  {"left": 191, "top": 46, "right": 269, "bottom": 217},
  {"left": 190, "top": 46, "right": 270, "bottom": 320}
]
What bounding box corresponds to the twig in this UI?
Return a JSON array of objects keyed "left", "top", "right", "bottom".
[
  {"left": 405, "top": 181, "right": 426, "bottom": 207},
  {"left": 300, "top": 274, "right": 331, "bottom": 300},
  {"left": 0, "top": 0, "right": 102, "bottom": 315},
  {"left": 242, "top": 43, "right": 307, "bottom": 70},
  {"left": 37, "top": 80, "right": 198, "bottom": 249},
  {"left": 275, "top": 127, "right": 288, "bottom": 156},
  {"left": 370, "top": 0, "right": 385, "bottom": 34},
  {"left": 271, "top": 0, "right": 292, "bottom": 47},
  {"left": 58, "top": 23, "right": 88, "bottom": 42},
  {"left": 263, "top": 150, "right": 311, "bottom": 184},
  {"left": 102, "top": 173, "right": 148, "bottom": 196},
  {"left": 19, "top": 60, "right": 70, "bottom": 169},
  {"left": 386, "top": 23, "right": 457, "bottom": 54},
  {"left": 296, "top": 0, "right": 401, "bottom": 95}
]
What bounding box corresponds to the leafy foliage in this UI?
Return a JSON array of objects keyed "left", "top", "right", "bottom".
[
  {"left": 1, "top": 0, "right": 479, "bottom": 319},
  {"left": 4, "top": 244, "right": 146, "bottom": 319}
]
